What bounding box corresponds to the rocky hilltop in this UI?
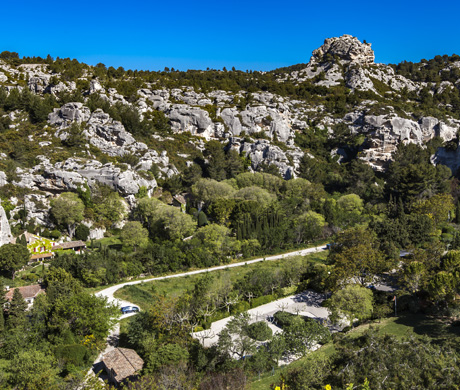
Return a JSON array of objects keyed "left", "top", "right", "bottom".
[{"left": 0, "top": 35, "right": 459, "bottom": 231}]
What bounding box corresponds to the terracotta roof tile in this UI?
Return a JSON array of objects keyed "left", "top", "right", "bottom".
[
  {"left": 30, "top": 253, "right": 54, "bottom": 260},
  {"left": 5, "top": 285, "right": 44, "bottom": 301},
  {"left": 54, "top": 241, "right": 86, "bottom": 250},
  {"left": 103, "top": 348, "right": 144, "bottom": 383}
]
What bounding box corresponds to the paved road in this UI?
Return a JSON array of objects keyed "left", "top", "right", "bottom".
[
  {"left": 89, "top": 244, "right": 327, "bottom": 378},
  {"left": 95, "top": 244, "right": 327, "bottom": 316}
]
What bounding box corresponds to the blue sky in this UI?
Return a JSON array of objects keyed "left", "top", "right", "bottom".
[{"left": 2, "top": 0, "right": 460, "bottom": 71}]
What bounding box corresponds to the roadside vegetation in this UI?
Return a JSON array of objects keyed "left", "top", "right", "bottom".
[{"left": 115, "top": 251, "right": 327, "bottom": 325}]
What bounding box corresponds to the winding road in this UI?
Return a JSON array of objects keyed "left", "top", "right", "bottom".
[
  {"left": 95, "top": 244, "right": 327, "bottom": 314},
  {"left": 89, "top": 244, "right": 327, "bottom": 376}
]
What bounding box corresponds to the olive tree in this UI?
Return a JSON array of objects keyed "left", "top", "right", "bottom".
[
  {"left": 50, "top": 192, "right": 85, "bottom": 237},
  {"left": 121, "top": 221, "right": 149, "bottom": 251},
  {"left": 329, "top": 284, "right": 373, "bottom": 327}
]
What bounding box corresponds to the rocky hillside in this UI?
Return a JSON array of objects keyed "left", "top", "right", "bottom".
[{"left": 0, "top": 35, "right": 459, "bottom": 232}]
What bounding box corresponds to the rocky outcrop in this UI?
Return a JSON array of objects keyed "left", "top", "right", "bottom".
[
  {"left": 343, "top": 112, "right": 460, "bottom": 170},
  {"left": 3, "top": 34, "right": 460, "bottom": 190},
  {"left": 13, "top": 157, "right": 157, "bottom": 196},
  {"left": 49, "top": 102, "right": 91, "bottom": 129},
  {"left": 346, "top": 66, "right": 375, "bottom": 91},
  {"left": 49, "top": 104, "right": 148, "bottom": 157},
  {"left": 136, "top": 150, "right": 179, "bottom": 178},
  {"left": 90, "top": 79, "right": 105, "bottom": 94},
  {"left": 311, "top": 34, "right": 375, "bottom": 65},
  {"left": 229, "top": 138, "right": 303, "bottom": 179},
  {"left": 28, "top": 75, "right": 50, "bottom": 94},
  {"left": 220, "top": 108, "right": 242, "bottom": 136},
  {"left": 0, "top": 204, "right": 12, "bottom": 246},
  {"left": 168, "top": 105, "right": 215, "bottom": 139},
  {"left": 83, "top": 109, "right": 147, "bottom": 156}
]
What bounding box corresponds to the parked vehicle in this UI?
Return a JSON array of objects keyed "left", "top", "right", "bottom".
[{"left": 121, "top": 306, "right": 140, "bottom": 314}]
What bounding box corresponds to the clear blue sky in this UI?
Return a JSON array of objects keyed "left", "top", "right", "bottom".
[{"left": 2, "top": 0, "right": 460, "bottom": 71}]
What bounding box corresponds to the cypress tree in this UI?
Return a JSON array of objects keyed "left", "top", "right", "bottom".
[
  {"left": 7, "top": 288, "right": 27, "bottom": 328},
  {"left": 0, "top": 280, "right": 6, "bottom": 307},
  {"left": 237, "top": 225, "right": 242, "bottom": 241},
  {"left": 197, "top": 211, "right": 208, "bottom": 227},
  {"left": 452, "top": 231, "right": 460, "bottom": 250}
]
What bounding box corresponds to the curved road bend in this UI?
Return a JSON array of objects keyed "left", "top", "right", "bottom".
[
  {"left": 89, "top": 245, "right": 327, "bottom": 377},
  {"left": 96, "top": 244, "right": 327, "bottom": 310}
]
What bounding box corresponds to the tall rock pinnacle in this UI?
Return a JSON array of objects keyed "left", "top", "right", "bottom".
[{"left": 310, "top": 34, "right": 375, "bottom": 65}]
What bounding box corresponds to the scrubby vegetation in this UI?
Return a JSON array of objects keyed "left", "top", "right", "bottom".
[{"left": 3, "top": 46, "right": 460, "bottom": 389}]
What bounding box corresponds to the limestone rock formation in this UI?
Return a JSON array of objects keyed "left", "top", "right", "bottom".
[
  {"left": 310, "top": 34, "right": 375, "bottom": 65},
  {"left": 0, "top": 204, "right": 12, "bottom": 246},
  {"left": 168, "top": 105, "right": 215, "bottom": 139},
  {"left": 342, "top": 112, "right": 460, "bottom": 170},
  {"left": 228, "top": 138, "right": 302, "bottom": 179},
  {"left": 49, "top": 102, "right": 91, "bottom": 129},
  {"left": 13, "top": 157, "right": 157, "bottom": 196}
]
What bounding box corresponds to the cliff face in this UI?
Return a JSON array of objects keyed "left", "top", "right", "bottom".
[
  {"left": 0, "top": 34, "right": 459, "bottom": 228},
  {"left": 0, "top": 204, "right": 12, "bottom": 246}
]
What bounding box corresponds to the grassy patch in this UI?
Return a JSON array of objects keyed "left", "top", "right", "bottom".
[
  {"left": 89, "top": 236, "right": 122, "bottom": 249},
  {"left": 249, "top": 344, "right": 336, "bottom": 390}
]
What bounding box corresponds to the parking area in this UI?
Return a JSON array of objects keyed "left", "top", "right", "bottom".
[{"left": 193, "top": 290, "right": 331, "bottom": 348}]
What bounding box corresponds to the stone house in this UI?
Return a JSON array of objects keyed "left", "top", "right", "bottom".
[
  {"left": 54, "top": 240, "right": 86, "bottom": 253},
  {"left": 102, "top": 348, "right": 144, "bottom": 386}
]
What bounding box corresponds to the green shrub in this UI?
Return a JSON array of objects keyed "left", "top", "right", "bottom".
[
  {"left": 22, "top": 273, "right": 39, "bottom": 282},
  {"left": 251, "top": 294, "right": 275, "bottom": 308},
  {"left": 273, "top": 311, "right": 297, "bottom": 327},
  {"left": 232, "top": 301, "right": 250, "bottom": 314},
  {"left": 75, "top": 224, "right": 90, "bottom": 241},
  {"left": 50, "top": 229, "right": 61, "bottom": 239},
  {"left": 54, "top": 344, "right": 91, "bottom": 367},
  {"left": 246, "top": 321, "right": 272, "bottom": 341}
]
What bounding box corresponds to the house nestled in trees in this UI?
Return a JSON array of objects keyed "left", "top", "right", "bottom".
[
  {"left": 172, "top": 194, "right": 187, "bottom": 213},
  {"left": 102, "top": 348, "right": 144, "bottom": 386},
  {"left": 29, "top": 252, "right": 54, "bottom": 263},
  {"left": 54, "top": 240, "right": 86, "bottom": 253},
  {"left": 5, "top": 285, "right": 45, "bottom": 308}
]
